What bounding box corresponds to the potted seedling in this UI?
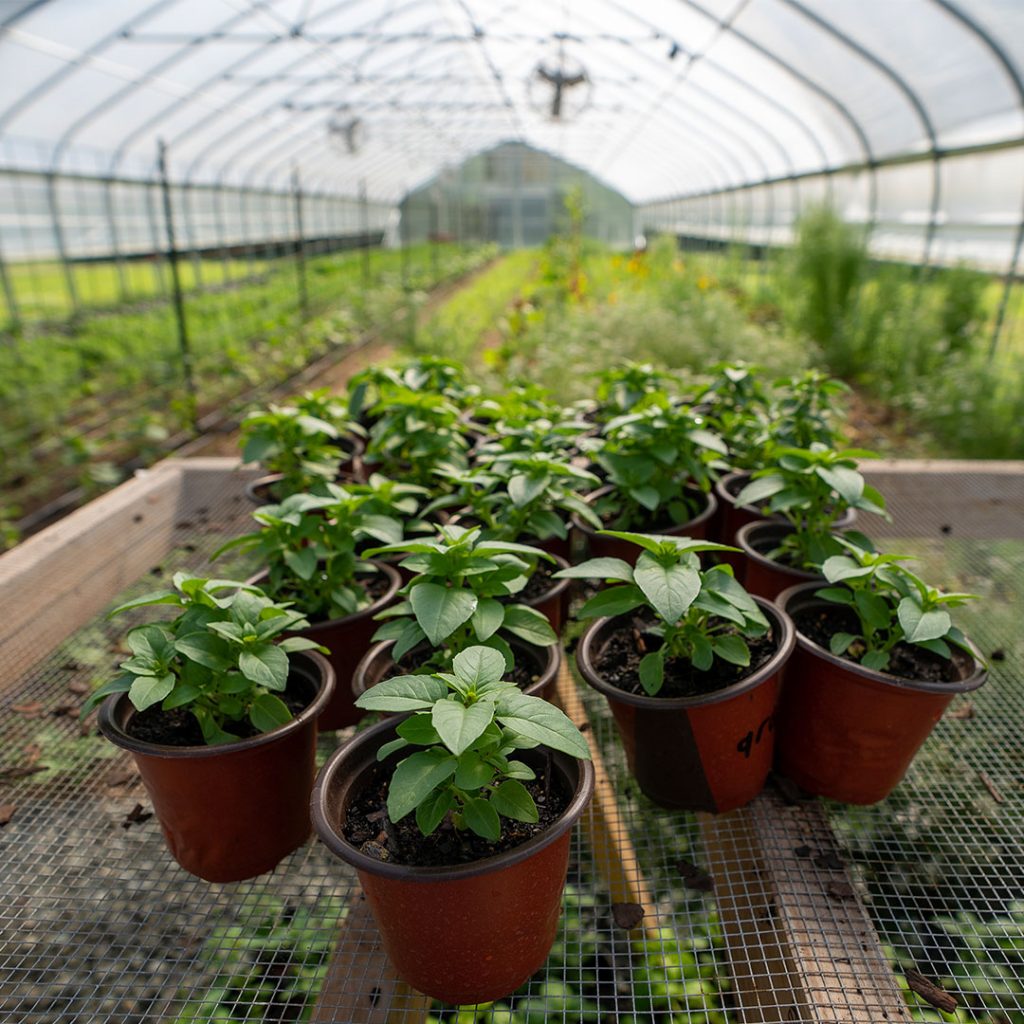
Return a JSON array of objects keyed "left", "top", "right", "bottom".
[
  {"left": 240, "top": 395, "right": 365, "bottom": 504},
  {"left": 354, "top": 525, "right": 560, "bottom": 702},
  {"left": 212, "top": 480, "right": 414, "bottom": 729},
  {"left": 590, "top": 362, "right": 685, "bottom": 423},
  {"left": 712, "top": 371, "right": 848, "bottom": 555},
  {"left": 84, "top": 574, "right": 335, "bottom": 882},
  {"left": 733, "top": 443, "right": 887, "bottom": 598},
  {"left": 347, "top": 356, "right": 479, "bottom": 427},
  {"left": 563, "top": 532, "right": 795, "bottom": 812},
  {"left": 775, "top": 539, "right": 987, "bottom": 804},
  {"left": 576, "top": 399, "right": 727, "bottom": 562},
  {"left": 427, "top": 449, "right": 601, "bottom": 628},
  {"left": 312, "top": 644, "right": 594, "bottom": 1005}
]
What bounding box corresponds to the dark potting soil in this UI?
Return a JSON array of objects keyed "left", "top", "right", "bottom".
[
  {"left": 124, "top": 677, "right": 315, "bottom": 747},
  {"left": 279, "top": 571, "right": 391, "bottom": 620},
  {"left": 507, "top": 559, "right": 562, "bottom": 604},
  {"left": 593, "top": 616, "right": 778, "bottom": 699},
  {"left": 342, "top": 759, "right": 571, "bottom": 867},
  {"left": 793, "top": 605, "right": 961, "bottom": 684}
]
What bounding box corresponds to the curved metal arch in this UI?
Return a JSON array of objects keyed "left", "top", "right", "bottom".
[
  {"left": 674, "top": 0, "right": 879, "bottom": 227},
  {"left": 928, "top": 0, "right": 1024, "bottom": 352},
  {"left": 780, "top": 0, "right": 941, "bottom": 267}
]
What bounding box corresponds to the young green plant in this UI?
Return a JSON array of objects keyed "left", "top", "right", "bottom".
[
  {"left": 355, "top": 645, "right": 590, "bottom": 840},
  {"left": 82, "top": 574, "right": 326, "bottom": 744},
  {"left": 556, "top": 532, "right": 770, "bottom": 695},
  {"left": 817, "top": 538, "right": 978, "bottom": 672}
]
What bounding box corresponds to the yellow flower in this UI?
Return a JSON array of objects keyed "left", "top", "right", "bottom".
[{"left": 697, "top": 274, "right": 712, "bottom": 291}]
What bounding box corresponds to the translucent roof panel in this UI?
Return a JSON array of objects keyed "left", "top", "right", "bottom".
[{"left": 0, "top": 0, "right": 1020, "bottom": 204}]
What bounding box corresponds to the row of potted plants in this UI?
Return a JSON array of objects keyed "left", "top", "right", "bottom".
[{"left": 83, "top": 355, "right": 987, "bottom": 1006}]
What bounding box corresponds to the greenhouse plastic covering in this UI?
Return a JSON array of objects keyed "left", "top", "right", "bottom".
[{"left": 0, "top": 0, "right": 1022, "bottom": 268}]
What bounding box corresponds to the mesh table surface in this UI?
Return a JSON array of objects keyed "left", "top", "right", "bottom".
[{"left": 0, "top": 467, "right": 1021, "bottom": 1024}]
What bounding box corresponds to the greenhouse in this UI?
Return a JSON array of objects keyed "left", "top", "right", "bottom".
[{"left": 1, "top": 2, "right": 1024, "bottom": 1023}]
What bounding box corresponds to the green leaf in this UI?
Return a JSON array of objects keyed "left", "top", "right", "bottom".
[
  {"left": 396, "top": 713, "right": 441, "bottom": 746},
  {"left": 916, "top": 637, "right": 951, "bottom": 658},
  {"left": 633, "top": 551, "right": 700, "bottom": 623},
  {"left": 452, "top": 646, "right": 507, "bottom": 689},
  {"left": 174, "top": 632, "right": 232, "bottom": 671},
  {"left": 631, "top": 485, "right": 661, "bottom": 511},
  {"left": 80, "top": 674, "right": 133, "bottom": 716},
  {"left": 108, "top": 590, "right": 180, "bottom": 618},
  {"left": 162, "top": 680, "right": 201, "bottom": 710},
  {"left": 376, "top": 737, "right": 410, "bottom": 761},
  {"left": 829, "top": 632, "right": 857, "bottom": 657},
  {"left": 822, "top": 555, "right": 874, "bottom": 582},
  {"left": 816, "top": 465, "right": 864, "bottom": 504},
  {"left": 638, "top": 652, "right": 664, "bottom": 695},
  {"left": 734, "top": 475, "right": 786, "bottom": 508},
  {"left": 490, "top": 780, "right": 539, "bottom": 823},
  {"left": 432, "top": 699, "right": 495, "bottom": 756},
  {"left": 462, "top": 797, "right": 501, "bottom": 841},
  {"left": 471, "top": 597, "right": 505, "bottom": 641},
  {"left": 415, "top": 789, "right": 453, "bottom": 836},
  {"left": 578, "top": 584, "right": 647, "bottom": 620},
  {"left": 495, "top": 691, "right": 590, "bottom": 760},
  {"left": 854, "top": 590, "right": 891, "bottom": 631},
  {"left": 711, "top": 634, "right": 750, "bottom": 666},
  {"left": 283, "top": 547, "right": 318, "bottom": 581},
  {"left": 410, "top": 583, "right": 477, "bottom": 645},
  {"left": 387, "top": 749, "right": 458, "bottom": 822},
  {"left": 454, "top": 751, "right": 495, "bottom": 790},
  {"left": 128, "top": 672, "right": 175, "bottom": 712},
  {"left": 861, "top": 650, "right": 890, "bottom": 671},
  {"left": 501, "top": 604, "right": 557, "bottom": 646},
  {"left": 238, "top": 644, "right": 290, "bottom": 691},
  {"left": 249, "top": 693, "right": 292, "bottom": 733},
  {"left": 692, "top": 634, "right": 713, "bottom": 671},
  {"left": 508, "top": 472, "right": 549, "bottom": 508},
  {"left": 553, "top": 557, "right": 634, "bottom": 582},
  {"left": 356, "top": 674, "right": 448, "bottom": 712},
  {"left": 898, "top": 598, "right": 951, "bottom": 643},
  {"left": 504, "top": 759, "right": 536, "bottom": 780},
  {"left": 392, "top": 620, "right": 427, "bottom": 663},
  {"left": 277, "top": 636, "right": 326, "bottom": 654},
  {"left": 815, "top": 586, "right": 855, "bottom": 606}
]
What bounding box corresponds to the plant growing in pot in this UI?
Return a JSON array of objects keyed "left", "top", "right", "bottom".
[
  {"left": 733, "top": 443, "right": 888, "bottom": 599},
  {"left": 240, "top": 396, "right": 365, "bottom": 505},
  {"left": 775, "top": 540, "right": 987, "bottom": 805},
  {"left": 356, "top": 525, "right": 560, "bottom": 702},
  {"left": 83, "top": 574, "right": 335, "bottom": 882},
  {"left": 211, "top": 480, "right": 414, "bottom": 729},
  {"left": 426, "top": 448, "right": 601, "bottom": 621},
  {"left": 578, "top": 399, "right": 728, "bottom": 561},
  {"left": 562, "top": 532, "right": 795, "bottom": 812},
  {"left": 590, "top": 362, "right": 684, "bottom": 423},
  {"left": 312, "top": 644, "right": 594, "bottom": 1005}
]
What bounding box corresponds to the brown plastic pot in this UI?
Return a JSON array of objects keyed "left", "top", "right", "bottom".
[
  {"left": 774, "top": 582, "right": 988, "bottom": 804},
  {"left": 576, "top": 599, "right": 795, "bottom": 812},
  {"left": 311, "top": 716, "right": 594, "bottom": 1005},
  {"left": 247, "top": 562, "right": 401, "bottom": 730},
  {"left": 353, "top": 636, "right": 561, "bottom": 705},
  {"left": 98, "top": 650, "right": 335, "bottom": 883},
  {"left": 735, "top": 521, "right": 823, "bottom": 599},
  {"left": 514, "top": 553, "right": 572, "bottom": 634},
  {"left": 571, "top": 485, "right": 718, "bottom": 564}
]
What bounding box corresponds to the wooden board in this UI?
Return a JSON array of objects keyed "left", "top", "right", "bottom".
[{"left": 700, "top": 789, "right": 913, "bottom": 1023}]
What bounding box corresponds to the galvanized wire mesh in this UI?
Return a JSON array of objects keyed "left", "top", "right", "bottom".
[{"left": 0, "top": 464, "right": 1021, "bottom": 1023}]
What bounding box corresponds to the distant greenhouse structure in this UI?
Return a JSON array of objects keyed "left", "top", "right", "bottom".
[{"left": 399, "top": 142, "right": 635, "bottom": 249}]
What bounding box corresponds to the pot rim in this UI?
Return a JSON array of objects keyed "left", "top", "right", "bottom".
[
  {"left": 351, "top": 633, "right": 561, "bottom": 702},
  {"left": 735, "top": 520, "right": 828, "bottom": 583},
  {"left": 776, "top": 580, "right": 989, "bottom": 695},
  {"left": 246, "top": 560, "right": 402, "bottom": 638},
  {"left": 311, "top": 715, "right": 595, "bottom": 882},
  {"left": 98, "top": 649, "right": 336, "bottom": 759},
  {"left": 571, "top": 483, "right": 718, "bottom": 539},
  {"left": 576, "top": 596, "right": 795, "bottom": 710}
]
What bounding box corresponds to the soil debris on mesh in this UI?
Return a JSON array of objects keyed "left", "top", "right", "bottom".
[
  {"left": 794, "top": 844, "right": 812, "bottom": 858},
  {"left": 0, "top": 803, "right": 16, "bottom": 826},
  {"left": 11, "top": 701, "right": 45, "bottom": 717},
  {"left": 676, "top": 858, "right": 714, "bottom": 892},
  {"left": 611, "top": 902, "right": 645, "bottom": 930},
  {"left": 342, "top": 761, "right": 570, "bottom": 867},
  {"left": 122, "top": 803, "right": 153, "bottom": 829},
  {"left": 826, "top": 880, "right": 856, "bottom": 901},
  {"left": 792, "top": 606, "right": 961, "bottom": 684},
  {"left": 905, "top": 969, "right": 958, "bottom": 1013},
  {"left": 813, "top": 851, "right": 845, "bottom": 871},
  {"left": 592, "top": 615, "right": 777, "bottom": 699},
  {"left": 950, "top": 702, "right": 975, "bottom": 720},
  {"left": 105, "top": 766, "right": 138, "bottom": 787},
  {"left": 771, "top": 773, "right": 814, "bottom": 805}
]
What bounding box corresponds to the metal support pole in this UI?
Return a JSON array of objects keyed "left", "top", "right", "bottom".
[
  {"left": 0, "top": 242, "right": 21, "bottom": 335},
  {"left": 359, "top": 179, "right": 371, "bottom": 290},
  {"left": 429, "top": 200, "right": 439, "bottom": 281},
  {"left": 45, "top": 171, "right": 80, "bottom": 320},
  {"left": 292, "top": 169, "right": 309, "bottom": 323},
  {"left": 144, "top": 179, "right": 168, "bottom": 295},
  {"left": 157, "top": 139, "right": 198, "bottom": 433},
  {"left": 102, "top": 178, "right": 129, "bottom": 303}
]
